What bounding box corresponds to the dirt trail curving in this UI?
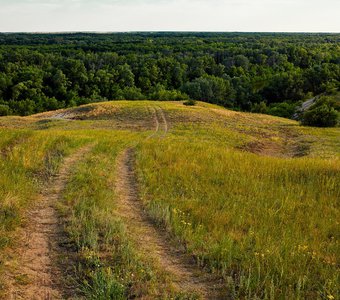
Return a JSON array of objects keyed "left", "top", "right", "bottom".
[
  {"left": 3, "top": 145, "right": 93, "bottom": 300},
  {"left": 115, "top": 107, "right": 224, "bottom": 299}
]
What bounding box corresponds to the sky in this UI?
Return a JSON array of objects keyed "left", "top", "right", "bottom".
[{"left": 0, "top": 0, "right": 339, "bottom": 33}]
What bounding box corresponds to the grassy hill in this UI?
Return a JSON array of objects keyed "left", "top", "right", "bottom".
[{"left": 0, "top": 101, "right": 339, "bottom": 299}]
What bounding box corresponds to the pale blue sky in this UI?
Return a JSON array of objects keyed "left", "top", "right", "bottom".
[{"left": 0, "top": 0, "right": 339, "bottom": 32}]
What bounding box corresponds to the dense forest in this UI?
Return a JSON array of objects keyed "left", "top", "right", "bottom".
[{"left": 0, "top": 32, "right": 339, "bottom": 117}]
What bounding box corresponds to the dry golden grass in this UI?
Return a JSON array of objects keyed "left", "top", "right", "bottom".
[{"left": 0, "top": 100, "right": 339, "bottom": 299}]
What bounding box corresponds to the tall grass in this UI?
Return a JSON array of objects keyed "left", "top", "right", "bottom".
[
  {"left": 0, "top": 128, "right": 90, "bottom": 293},
  {"left": 137, "top": 137, "right": 339, "bottom": 299},
  {"left": 0, "top": 130, "right": 88, "bottom": 244},
  {"left": 1, "top": 101, "right": 339, "bottom": 299},
  {"left": 60, "top": 133, "right": 193, "bottom": 299}
]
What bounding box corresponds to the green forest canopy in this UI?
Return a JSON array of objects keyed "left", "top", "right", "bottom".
[{"left": 0, "top": 32, "right": 339, "bottom": 117}]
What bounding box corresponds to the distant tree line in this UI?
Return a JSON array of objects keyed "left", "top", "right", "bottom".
[{"left": 0, "top": 32, "right": 339, "bottom": 118}]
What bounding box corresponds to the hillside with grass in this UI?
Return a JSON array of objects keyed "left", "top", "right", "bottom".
[{"left": 0, "top": 101, "right": 339, "bottom": 299}]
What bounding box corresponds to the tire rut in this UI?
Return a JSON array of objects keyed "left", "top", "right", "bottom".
[
  {"left": 154, "top": 106, "right": 168, "bottom": 137},
  {"left": 145, "top": 107, "right": 160, "bottom": 140},
  {"left": 115, "top": 107, "right": 224, "bottom": 299},
  {"left": 3, "top": 145, "right": 93, "bottom": 300}
]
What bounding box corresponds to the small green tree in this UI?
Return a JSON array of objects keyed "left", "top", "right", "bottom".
[
  {"left": 120, "top": 87, "right": 145, "bottom": 100},
  {"left": 149, "top": 85, "right": 188, "bottom": 101},
  {"left": 183, "top": 99, "right": 196, "bottom": 106},
  {"left": 267, "top": 102, "right": 298, "bottom": 118},
  {"left": 0, "top": 104, "right": 11, "bottom": 116},
  {"left": 251, "top": 101, "right": 268, "bottom": 114},
  {"left": 301, "top": 96, "right": 339, "bottom": 127}
]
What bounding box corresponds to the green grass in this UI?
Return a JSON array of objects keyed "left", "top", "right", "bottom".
[
  {"left": 136, "top": 103, "right": 339, "bottom": 299},
  {"left": 59, "top": 134, "right": 195, "bottom": 299},
  {"left": 0, "top": 130, "right": 90, "bottom": 248},
  {"left": 0, "top": 100, "right": 339, "bottom": 299},
  {"left": 0, "top": 128, "right": 92, "bottom": 296}
]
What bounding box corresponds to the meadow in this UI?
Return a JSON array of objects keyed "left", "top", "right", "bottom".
[{"left": 0, "top": 101, "right": 338, "bottom": 299}]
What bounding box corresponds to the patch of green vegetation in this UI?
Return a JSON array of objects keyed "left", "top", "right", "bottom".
[
  {"left": 135, "top": 101, "right": 339, "bottom": 299},
  {"left": 183, "top": 100, "right": 197, "bottom": 106},
  {"left": 0, "top": 33, "right": 339, "bottom": 117},
  {"left": 252, "top": 101, "right": 299, "bottom": 119},
  {"left": 60, "top": 136, "right": 194, "bottom": 299},
  {"left": 0, "top": 101, "right": 339, "bottom": 299},
  {"left": 301, "top": 94, "right": 340, "bottom": 127},
  {"left": 0, "top": 130, "right": 87, "bottom": 249},
  {"left": 0, "top": 126, "right": 94, "bottom": 290},
  {"left": 137, "top": 138, "right": 339, "bottom": 299}
]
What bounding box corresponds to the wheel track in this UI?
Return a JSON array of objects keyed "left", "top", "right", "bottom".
[
  {"left": 3, "top": 145, "right": 93, "bottom": 300},
  {"left": 154, "top": 106, "right": 168, "bottom": 137},
  {"left": 145, "top": 107, "right": 160, "bottom": 140},
  {"left": 115, "top": 106, "right": 224, "bottom": 299}
]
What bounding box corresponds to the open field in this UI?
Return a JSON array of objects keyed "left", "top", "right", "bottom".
[{"left": 0, "top": 101, "right": 339, "bottom": 299}]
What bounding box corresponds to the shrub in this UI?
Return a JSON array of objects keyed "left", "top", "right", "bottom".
[
  {"left": 251, "top": 101, "right": 268, "bottom": 114},
  {"left": 301, "top": 95, "right": 339, "bottom": 127},
  {"left": 183, "top": 99, "right": 197, "bottom": 106},
  {"left": 267, "top": 102, "right": 299, "bottom": 118},
  {"left": 121, "top": 87, "right": 146, "bottom": 100},
  {"left": 301, "top": 104, "right": 339, "bottom": 127},
  {"left": 149, "top": 86, "right": 189, "bottom": 101},
  {"left": 181, "top": 75, "right": 234, "bottom": 106},
  {"left": 252, "top": 101, "right": 299, "bottom": 118},
  {"left": 0, "top": 104, "right": 11, "bottom": 116}
]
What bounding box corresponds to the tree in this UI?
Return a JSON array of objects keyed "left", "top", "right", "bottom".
[
  {"left": 0, "top": 73, "right": 12, "bottom": 100},
  {"left": 182, "top": 75, "right": 234, "bottom": 106},
  {"left": 63, "top": 58, "right": 88, "bottom": 93},
  {"left": 0, "top": 33, "right": 338, "bottom": 116},
  {"left": 301, "top": 96, "right": 339, "bottom": 127},
  {"left": 149, "top": 85, "right": 188, "bottom": 101},
  {"left": 44, "top": 69, "right": 69, "bottom": 99},
  {"left": 120, "top": 87, "right": 145, "bottom": 100},
  {"left": 267, "top": 102, "right": 298, "bottom": 118},
  {"left": 0, "top": 104, "right": 11, "bottom": 116},
  {"left": 116, "top": 64, "right": 135, "bottom": 88},
  {"left": 251, "top": 101, "right": 268, "bottom": 114}
]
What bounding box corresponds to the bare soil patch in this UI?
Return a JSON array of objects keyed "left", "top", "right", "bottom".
[
  {"left": 114, "top": 107, "right": 224, "bottom": 299},
  {"left": 3, "top": 145, "right": 93, "bottom": 300},
  {"left": 115, "top": 149, "right": 224, "bottom": 299}
]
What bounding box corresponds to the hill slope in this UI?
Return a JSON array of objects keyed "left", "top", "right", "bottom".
[{"left": 0, "top": 101, "right": 339, "bottom": 299}]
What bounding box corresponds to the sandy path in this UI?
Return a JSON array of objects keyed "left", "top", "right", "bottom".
[
  {"left": 115, "top": 107, "right": 224, "bottom": 299},
  {"left": 4, "top": 145, "right": 93, "bottom": 300}
]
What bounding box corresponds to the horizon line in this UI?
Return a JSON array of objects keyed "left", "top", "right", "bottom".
[{"left": 1, "top": 30, "right": 340, "bottom": 34}]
